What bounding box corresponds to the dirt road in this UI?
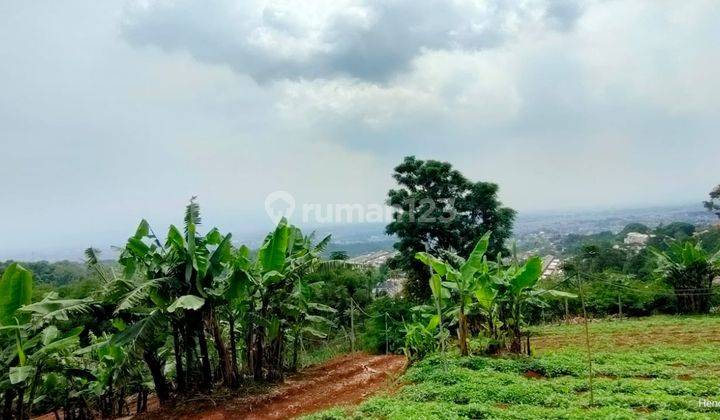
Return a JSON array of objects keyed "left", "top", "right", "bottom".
[{"left": 141, "top": 352, "right": 406, "bottom": 419}]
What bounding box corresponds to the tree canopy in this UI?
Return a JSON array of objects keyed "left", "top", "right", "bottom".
[
  {"left": 704, "top": 184, "right": 720, "bottom": 219},
  {"left": 386, "top": 156, "right": 515, "bottom": 300}
]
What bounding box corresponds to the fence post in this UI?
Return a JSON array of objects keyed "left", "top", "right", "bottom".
[
  {"left": 618, "top": 294, "right": 623, "bottom": 320},
  {"left": 350, "top": 299, "right": 356, "bottom": 352},
  {"left": 385, "top": 312, "right": 389, "bottom": 354},
  {"left": 578, "top": 277, "right": 595, "bottom": 406}
]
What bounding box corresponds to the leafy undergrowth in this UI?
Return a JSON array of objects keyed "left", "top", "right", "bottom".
[{"left": 305, "top": 316, "right": 720, "bottom": 419}]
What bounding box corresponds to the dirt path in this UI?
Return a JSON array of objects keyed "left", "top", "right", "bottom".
[{"left": 141, "top": 352, "right": 406, "bottom": 420}]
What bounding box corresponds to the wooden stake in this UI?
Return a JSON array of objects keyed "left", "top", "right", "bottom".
[
  {"left": 350, "top": 300, "right": 356, "bottom": 352},
  {"left": 384, "top": 312, "right": 389, "bottom": 354},
  {"left": 579, "top": 281, "right": 595, "bottom": 406}
]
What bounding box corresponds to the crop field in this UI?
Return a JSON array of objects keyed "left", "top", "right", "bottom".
[{"left": 307, "top": 316, "right": 720, "bottom": 419}]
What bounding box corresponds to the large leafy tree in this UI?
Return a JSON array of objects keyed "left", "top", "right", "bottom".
[
  {"left": 705, "top": 184, "right": 720, "bottom": 219},
  {"left": 386, "top": 156, "right": 516, "bottom": 300}
]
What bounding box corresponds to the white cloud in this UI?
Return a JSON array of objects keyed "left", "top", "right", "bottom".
[{"left": 276, "top": 49, "right": 522, "bottom": 130}]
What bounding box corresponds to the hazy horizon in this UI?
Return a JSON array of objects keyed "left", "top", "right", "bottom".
[{"left": 1, "top": 200, "right": 713, "bottom": 262}]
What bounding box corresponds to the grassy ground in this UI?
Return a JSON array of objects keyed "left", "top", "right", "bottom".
[{"left": 306, "top": 315, "right": 720, "bottom": 419}]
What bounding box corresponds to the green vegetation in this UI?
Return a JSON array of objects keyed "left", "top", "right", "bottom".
[
  {"left": 0, "top": 167, "right": 716, "bottom": 419},
  {"left": 0, "top": 199, "right": 381, "bottom": 418},
  {"left": 307, "top": 316, "right": 720, "bottom": 419},
  {"left": 386, "top": 156, "right": 515, "bottom": 300},
  {"left": 408, "top": 233, "right": 574, "bottom": 359},
  {"left": 705, "top": 184, "right": 720, "bottom": 220}
]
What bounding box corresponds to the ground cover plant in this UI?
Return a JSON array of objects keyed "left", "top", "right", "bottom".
[{"left": 306, "top": 315, "right": 720, "bottom": 419}]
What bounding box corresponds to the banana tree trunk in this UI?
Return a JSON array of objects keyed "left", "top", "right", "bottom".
[
  {"left": 254, "top": 299, "right": 269, "bottom": 381},
  {"left": 2, "top": 389, "right": 14, "bottom": 420},
  {"left": 244, "top": 314, "right": 255, "bottom": 378},
  {"left": 143, "top": 349, "right": 170, "bottom": 404},
  {"left": 228, "top": 312, "right": 240, "bottom": 384},
  {"left": 182, "top": 318, "right": 196, "bottom": 390},
  {"left": 207, "top": 307, "right": 237, "bottom": 388},
  {"left": 172, "top": 321, "right": 186, "bottom": 393},
  {"left": 291, "top": 332, "right": 300, "bottom": 372},
  {"left": 196, "top": 320, "right": 213, "bottom": 390},
  {"left": 253, "top": 322, "right": 264, "bottom": 381},
  {"left": 458, "top": 305, "right": 468, "bottom": 356},
  {"left": 16, "top": 387, "right": 24, "bottom": 420},
  {"left": 267, "top": 329, "right": 284, "bottom": 381},
  {"left": 26, "top": 365, "right": 43, "bottom": 419},
  {"left": 509, "top": 302, "right": 522, "bottom": 353}
]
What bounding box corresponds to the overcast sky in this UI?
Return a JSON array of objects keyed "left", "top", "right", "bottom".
[{"left": 1, "top": 0, "right": 719, "bottom": 259}]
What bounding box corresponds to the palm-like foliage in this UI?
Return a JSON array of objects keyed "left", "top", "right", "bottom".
[
  {"left": 415, "top": 233, "right": 574, "bottom": 354},
  {"left": 652, "top": 240, "right": 720, "bottom": 313},
  {"left": 1, "top": 200, "right": 346, "bottom": 417},
  {"left": 227, "top": 218, "right": 334, "bottom": 380}
]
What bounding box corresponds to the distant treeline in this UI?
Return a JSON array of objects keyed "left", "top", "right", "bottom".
[{"left": 0, "top": 260, "right": 88, "bottom": 285}]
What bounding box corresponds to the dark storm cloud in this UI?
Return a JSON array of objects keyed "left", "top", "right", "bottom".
[{"left": 122, "top": 0, "right": 584, "bottom": 83}]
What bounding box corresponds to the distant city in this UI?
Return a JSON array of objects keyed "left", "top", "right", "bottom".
[{"left": 2, "top": 203, "right": 715, "bottom": 263}]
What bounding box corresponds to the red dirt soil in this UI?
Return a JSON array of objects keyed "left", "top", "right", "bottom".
[{"left": 138, "top": 352, "right": 406, "bottom": 420}]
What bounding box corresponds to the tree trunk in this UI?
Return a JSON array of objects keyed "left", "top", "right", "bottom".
[
  {"left": 267, "top": 329, "right": 284, "bottom": 381},
  {"left": 136, "top": 387, "right": 143, "bottom": 415},
  {"left": 16, "top": 387, "right": 24, "bottom": 420},
  {"left": 253, "top": 322, "right": 264, "bottom": 381},
  {"left": 26, "top": 365, "right": 43, "bottom": 419},
  {"left": 196, "top": 319, "right": 213, "bottom": 390},
  {"left": 245, "top": 316, "right": 255, "bottom": 378},
  {"left": 509, "top": 304, "right": 522, "bottom": 354},
  {"left": 172, "top": 321, "right": 186, "bottom": 393},
  {"left": 291, "top": 333, "right": 300, "bottom": 372},
  {"left": 2, "top": 389, "right": 15, "bottom": 420},
  {"left": 207, "top": 308, "right": 237, "bottom": 388},
  {"left": 183, "top": 318, "right": 195, "bottom": 390},
  {"left": 228, "top": 312, "right": 240, "bottom": 384},
  {"left": 143, "top": 349, "right": 170, "bottom": 404},
  {"left": 458, "top": 308, "right": 468, "bottom": 356}
]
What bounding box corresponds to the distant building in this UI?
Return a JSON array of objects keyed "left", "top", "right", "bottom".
[
  {"left": 348, "top": 250, "right": 397, "bottom": 268},
  {"left": 541, "top": 255, "right": 562, "bottom": 279},
  {"left": 624, "top": 232, "right": 652, "bottom": 248},
  {"left": 373, "top": 276, "right": 406, "bottom": 297}
]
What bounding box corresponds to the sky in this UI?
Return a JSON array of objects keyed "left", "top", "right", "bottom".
[{"left": 1, "top": 0, "right": 719, "bottom": 259}]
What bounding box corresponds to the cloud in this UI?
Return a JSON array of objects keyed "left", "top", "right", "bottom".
[
  {"left": 2, "top": 0, "right": 720, "bottom": 260},
  {"left": 275, "top": 49, "right": 522, "bottom": 131},
  {"left": 122, "top": 0, "right": 584, "bottom": 83}
]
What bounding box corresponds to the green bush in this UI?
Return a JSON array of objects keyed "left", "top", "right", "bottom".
[{"left": 360, "top": 296, "right": 413, "bottom": 354}]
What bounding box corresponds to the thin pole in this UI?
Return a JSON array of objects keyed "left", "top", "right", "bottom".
[
  {"left": 618, "top": 294, "right": 623, "bottom": 320},
  {"left": 578, "top": 277, "right": 595, "bottom": 406},
  {"left": 384, "top": 312, "right": 389, "bottom": 354},
  {"left": 350, "top": 299, "right": 356, "bottom": 352}
]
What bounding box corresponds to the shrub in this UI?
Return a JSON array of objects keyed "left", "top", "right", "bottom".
[{"left": 360, "top": 296, "right": 413, "bottom": 354}]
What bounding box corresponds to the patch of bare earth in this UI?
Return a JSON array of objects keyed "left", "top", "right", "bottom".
[{"left": 137, "top": 352, "right": 406, "bottom": 420}]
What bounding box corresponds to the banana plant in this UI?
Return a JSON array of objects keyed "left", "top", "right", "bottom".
[
  {"left": 652, "top": 240, "right": 720, "bottom": 314},
  {"left": 1, "top": 264, "right": 90, "bottom": 419},
  {"left": 402, "top": 315, "right": 438, "bottom": 362},
  {"left": 416, "top": 232, "right": 491, "bottom": 356},
  {"left": 493, "top": 257, "right": 576, "bottom": 352},
  {"left": 0, "top": 263, "right": 32, "bottom": 419},
  {"left": 116, "top": 198, "right": 238, "bottom": 392},
  {"left": 227, "top": 218, "right": 334, "bottom": 380},
  {"left": 284, "top": 277, "right": 336, "bottom": 372}
]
